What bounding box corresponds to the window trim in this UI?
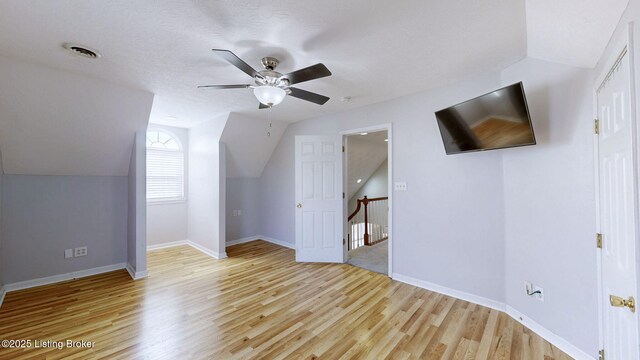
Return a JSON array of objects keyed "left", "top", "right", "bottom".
[{"left": 146, "top": 128, "right": 186, "bottom": 204}]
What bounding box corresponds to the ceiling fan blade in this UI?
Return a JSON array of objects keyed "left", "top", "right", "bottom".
[
  {"left": 197, "top": 84, "right": 251, "bottom": 89},
  {"left": 212, "top": 49, "right": 261, "bottom": 79},
  {"left": 259, "top": 102, "right": 269, "bottom": 109},
  {"left": 282, "top": 63, "right": 331, "bottom": 85},
  {"left": 288, "top": 87, "right": 330, "bottom": 105}
]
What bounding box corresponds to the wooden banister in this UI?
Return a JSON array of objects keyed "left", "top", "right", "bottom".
[
  {"left": 348, "top": 201, "right": 362, "bottom": 221},
  {"left": 347, "top": 196, "right": 388, "bottom": 246},
  {"left": 364, "top": 196, "right": 388, "bottom": 202}
]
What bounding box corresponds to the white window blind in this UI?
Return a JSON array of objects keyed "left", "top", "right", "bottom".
[{"left": 146, "top": 130, "right": 184, "bottom": 202}]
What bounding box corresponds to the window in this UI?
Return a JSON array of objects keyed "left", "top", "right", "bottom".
[{"left": 146, "top": 129, "right": 184, "bottom": 202}]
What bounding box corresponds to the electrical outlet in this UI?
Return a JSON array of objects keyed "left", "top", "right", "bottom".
[
  {"left": 64, "top": 249, "right": 73, "bottom": 259},
  {"left": 534, "top": 285, "right": 544, "bottom": 302},
  {"left": 524, "top": 281, "right": 533, "bottom": 295},
  {"left": 394, "top": 182, "right": 407, "bottom": 191},
  {"left": 237, "top": 209, "right": 242, "bottom": 216},
  {"left": 74, "top": 246, "right": 87, "bottom": 257}
]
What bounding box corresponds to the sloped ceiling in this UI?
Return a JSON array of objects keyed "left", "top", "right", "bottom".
[
  {"left": 0, "top": 1, "right": 628, "bottom": 178},
  {"left": 221, "top": 113, "right": 288, "bottom": 178},
  {"left": 0, "top": 57, "right": 153, "bottom": 176},
  {"left": 347, "top": 132, "right": 388, "bottom": 197},
  {"left": 0, "top": 0, "right": 527, "bottom": 128},
  {"left": 526, "top": 0, "right": 629, "bottom": 68}
]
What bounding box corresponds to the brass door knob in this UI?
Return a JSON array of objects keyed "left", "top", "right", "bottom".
[
  {"left": 610, "top": 295, "right": 636, "bottom": 313},
  {"left": 296, "top": 203, "right": 302, "bottom": 208}
]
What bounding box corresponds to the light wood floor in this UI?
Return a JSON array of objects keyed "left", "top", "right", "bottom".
[{"left": 0, "top": 241, "right": 571, "bottom": 359}]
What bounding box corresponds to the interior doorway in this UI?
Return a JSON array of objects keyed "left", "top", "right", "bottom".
[
  {"left": 343, "top": 128, "right": 391, "bottom": 275},
  {"left": 595, "top": 26, "right": 639, "bottom": 360}
]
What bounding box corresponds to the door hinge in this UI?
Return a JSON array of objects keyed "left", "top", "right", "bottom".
[
  {"left": 343, "top": 238, "right": 346, "bottom": 245},
  {"left": 343, "top": 192, "right": 345, "bottom": 199},
  {"left": 596, "top": 233, "right": 602, "bottom": 249},
  {"left": 342, "top": 145, "right": 345, "bottom": 153},
  {"left": 599, "top": 349, "right": 604, "bottom": 360},
  {"left": 594, "top": 118, "right": 600, "bottom": 135}
]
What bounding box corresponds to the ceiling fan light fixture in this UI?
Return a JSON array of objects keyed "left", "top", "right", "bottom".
[{"left": 254, "top": 85, "right": 286, "bottom": 107}]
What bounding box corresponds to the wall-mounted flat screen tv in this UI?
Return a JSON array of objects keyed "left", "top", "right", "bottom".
[{"left": 435, "top": 82, "right": 536, "bottom": 155}]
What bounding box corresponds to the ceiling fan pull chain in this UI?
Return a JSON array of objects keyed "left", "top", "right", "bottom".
[{"left": 267, "top": 107, "right": 272, "bottom": 137}]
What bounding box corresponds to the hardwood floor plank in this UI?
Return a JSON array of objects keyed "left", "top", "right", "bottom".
[{"left": 0, "top": 241, "right": 572, "bottom": 359}]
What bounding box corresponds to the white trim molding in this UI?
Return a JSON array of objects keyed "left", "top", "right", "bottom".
[
  {"left": 126, "top": 263, "right": 148, "bottom": 281},
  {"left": 226, "top": 235, "right": 295, "bottom": 249},
  {"left": 147, "top": 239, "right": 227, "bottom": 259},
  {"left": 188, "top": 240, "right": 227, "bottom": 259},
  {"left": 392, "top": 273, "right": 505, "bottom": 312},
  {"left": 392, "top": 272, "right": 594, "bottom": 360},
  {"left": 506, "top": 306, "right": 594, "bottom": 360},
  {"left": 147, "top": 239, "right": 189, "bottom": 251},
  {"left": 226, "top": 235, "right": 261, "bottom": 246},
  {"left": 259, "top": 236, "right": 295, "bottom": 249},
  {"left": 340, "top": 123, "right": 394, "bottom": 276},
  {"left": 4, "top": 263, "right": 127, "bottom": 292}
]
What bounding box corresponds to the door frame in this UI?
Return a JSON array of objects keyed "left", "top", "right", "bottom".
[
  {"left": 340, "top": 123, "right": 393, "bottom": 276},
  {"left": 594, "top": 22, "right": 639, "bottom": 354}
]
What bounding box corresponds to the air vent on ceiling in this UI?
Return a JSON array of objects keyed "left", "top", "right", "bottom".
[{"left": 62, "top": 43, "right": 101, "bottom": 59}]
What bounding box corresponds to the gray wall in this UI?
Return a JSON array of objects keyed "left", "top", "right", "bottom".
[
  {"left": 127, "top": 131, "right": 147, "bottom": 275},
  {"left": 188, "top": 117, "right": 227, "bottom": 256},
  {"left": 127, "top": 141, "right": 137, "bottom": 269},
  {"left": 348, "top": 158, "right": 389, "bottom": 214},
  {"left": 501, "top": 58, "right": 595, "bottom": 354},
  {"left": 0, "top": 150, "right": 3, "bottom": 287},
  {"left": 226, "top": 177, "right": 261, "bottom": 242},
  {"left": 2, "top": 175, "right": 128, "bottom": 284},
  {"left": 259, "top": 71, "right": 507, "bottom": 303}
]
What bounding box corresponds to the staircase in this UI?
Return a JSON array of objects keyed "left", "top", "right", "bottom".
[{"left": 348, "top": 196, "right": 388, "bottom": 250}]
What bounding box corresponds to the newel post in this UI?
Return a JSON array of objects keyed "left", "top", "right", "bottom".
[{"left": 363, "top": 196, "right": 370, "bottom": 246}]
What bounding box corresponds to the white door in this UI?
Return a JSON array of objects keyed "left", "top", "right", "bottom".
[
  {"left": 598, "top": 46, "right": 639, "bottom": 359},
  {"left": 295, "top": 135, "right": 344, "bottom": 262}
]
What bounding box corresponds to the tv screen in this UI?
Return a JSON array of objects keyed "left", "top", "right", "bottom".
[{"left": 435, "top": 82, "right": 535, "bottom": 155}]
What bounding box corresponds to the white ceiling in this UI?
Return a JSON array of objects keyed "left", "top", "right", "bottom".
[
  {"left": 0, "top": 0, "right": 627, "bottom": 132},
  {"left": 346, "top": 131, "right": 388, "bottom": 197},
  {"left": 0, "top": 56, "right": 153, "bottom": 176},
  {"left": 221, "top": 113, "right": 288, "bottom": 178},
  {"left": 526, "top": 0, "right": 629, "bottom": 68},
  {"left": 0, "top": 0, "right": 529, "bottom": 128}
]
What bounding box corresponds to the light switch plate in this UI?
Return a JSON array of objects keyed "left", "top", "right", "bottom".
[
  {"left": 64, "top": 249, "right": 73, "bottom": 259},
  {"left": 394, "top": 182, "right": 407, "bottom": 191}
]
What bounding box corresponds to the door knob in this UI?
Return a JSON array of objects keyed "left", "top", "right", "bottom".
[
  {"left": 296, "top": 203, "right": 302, "bottom": 208},
  {"left": 610, "top": 295, "right": 636, "bottom": 313}
]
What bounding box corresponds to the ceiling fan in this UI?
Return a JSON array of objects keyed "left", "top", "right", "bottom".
[{"left": 199, "top": 49, "right": 332, "bottom": 108}]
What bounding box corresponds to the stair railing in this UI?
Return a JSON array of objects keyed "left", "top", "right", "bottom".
[{"left": 348, "top": 196, "right": 389, "bottom": 250}]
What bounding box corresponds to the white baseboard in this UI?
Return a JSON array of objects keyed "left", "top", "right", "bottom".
[
  {"left": 226, "top": 236, "right": 261, "bottom": 246},
  {"left": 260, "top": 236, "right": 295, "bottom": 249},
  {"left": 147, "top": 239, "right": 189, "bottom": 251},
  {"left": 4, "top": 263, "right": 127, "bottom": 292},
  {"left": 392, "top": 273, "right": 505, "bottom": 312},
  {"left": 188, "top": 240, "right": 227, "bottom": 259},
  {"left": 226, "top": 235, "right": 294, "bottom": 250},
  {"left": 126, "top": 263, "right": 148, "bottom": 280},
  {"left": 506, "top": 306, "right": 595, "bottom": 360},
  {"left": 392, "top": 272, "right": 594, "bottom": 360},
  {"left": 147, "top": 238, "right": 227, "bottom": 259},
  {"left": 0, "top": 286, "right": 6, "bottom": 309}
]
